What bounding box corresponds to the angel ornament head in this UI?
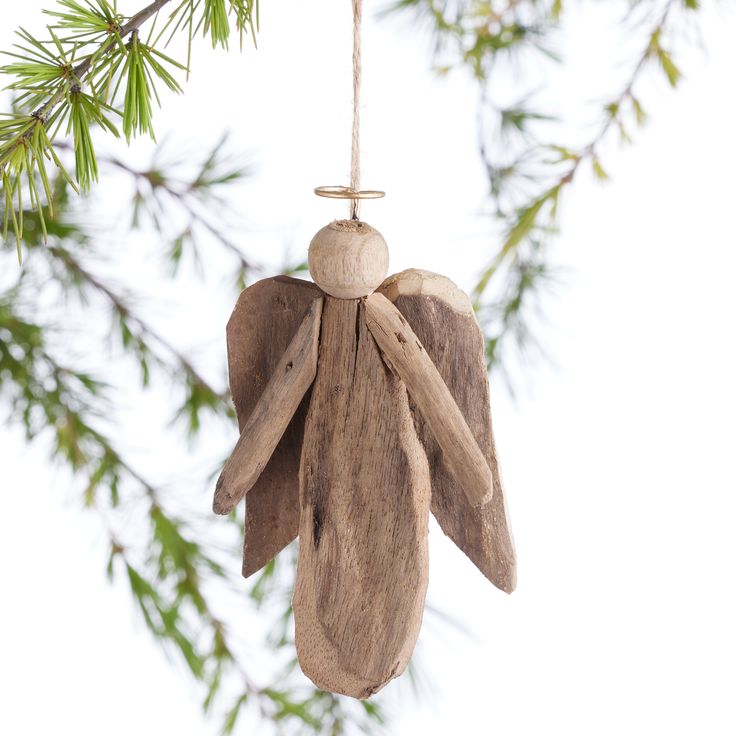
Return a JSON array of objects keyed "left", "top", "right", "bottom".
[{"left": 213, "top": 217, "right": 516, "bottom": 699}]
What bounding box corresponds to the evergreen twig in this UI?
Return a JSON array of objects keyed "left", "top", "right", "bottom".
[{"left": 1, "top": 0, "right": 258, "bottom": 258}]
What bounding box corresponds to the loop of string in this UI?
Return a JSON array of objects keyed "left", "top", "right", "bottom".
[{"left": 350, "top": 0, "right": 362, "bottom": 220}]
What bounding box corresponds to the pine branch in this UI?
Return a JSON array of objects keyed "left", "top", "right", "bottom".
[
  {"left": 554, "top": 0, "right": 681, "bottom": 185},
  {"left": 32, "top": 0, "right": 176, "bottom": 126},
  {"left": 49, "top": 134, "right": 255, "bottom": 280},
  {"left": 1, "top": 0, "right": 258, "bottom": 257},
  {"left": 466, "top": 0, "right": 694, "bottom": 374},
  {"left": 105, "top": 151, "right": 254, "bottom": 274},
  {"left": 391, "top": 0, "right": 700, "bottom": 377}
]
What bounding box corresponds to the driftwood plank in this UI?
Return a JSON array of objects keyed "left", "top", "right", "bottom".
[
  {"left": 293, "top": 297, "right": 431, "bottom": 699},
  {"left": 364, "top": 292, "right": 493, "bottom": 508},
  {"left": 378, "top": 269, "right": 516, "bottom": 593},
  {"left": 225, "top": 276, "right": 323, "bottom": 577},
  {"left": 214, "top": 297, "right": 323, "bottom": 514}
]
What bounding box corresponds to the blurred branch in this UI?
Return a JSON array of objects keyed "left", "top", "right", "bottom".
[
  {"left": 393, "top": 0, "right": 701, "bottom": 377},
  {"left": 105, "top": 135, "right": 255, "bottom": 275},
  {"left": 46, "top": 242, "right": 232, "bottom": 427},
  {"left": 488, "top": 0, "right": 693, "bottom": 370}
]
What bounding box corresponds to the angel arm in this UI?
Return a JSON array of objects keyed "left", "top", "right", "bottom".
[
  {"left": 364, "top": 292, "right": 492, "bottom": 507},
  {"left": 213, "top": 297, "right": 323, "bottom": 515}
]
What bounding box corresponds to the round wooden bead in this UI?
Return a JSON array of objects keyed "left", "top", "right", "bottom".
[{"left": 308, "top": 220, "right": 389, "bottom": 299}]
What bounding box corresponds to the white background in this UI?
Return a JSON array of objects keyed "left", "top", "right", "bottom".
[{"left": 1, "top": 1, "right": 735, "bottom": 734}]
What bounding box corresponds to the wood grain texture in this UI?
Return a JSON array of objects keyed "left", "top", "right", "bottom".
[
  {"left": 225, "top": 276, "right": 323, "bottom": 578},
  {"left": 308, "top": 220, "right": 389, "bottom": 298},
  {"left": 378, "top": 269, "right": 517, "bottom": 593},
  {"left": 364, "top": 292, "right": 493, "bottom": 508},
  {"left": 293, "top": 296, "right": 431, "bottom": 699},
  {"left": 214, "top": 298, "right": 323, "bottom": 515}
]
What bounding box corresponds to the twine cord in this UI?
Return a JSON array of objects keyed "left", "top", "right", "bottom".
[
  {"left": 350, "top": 0, "right": 362, "bottom": 219},
  {"left": 314, "top": 0, "right": 384, "bottom": 213}
]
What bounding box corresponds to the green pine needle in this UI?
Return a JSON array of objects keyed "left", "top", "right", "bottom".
[
  {"left": 45, "top": 0, "right": 123, "bottom": 39},
  {"left": 201, "top": 0, "right": 231, "bottom": 49},
  {"left": 122, "top": 33, "right": 154, "bottom": 141},
  {"left": 66, "top": 88, "right": 120, "bottom": 189}
]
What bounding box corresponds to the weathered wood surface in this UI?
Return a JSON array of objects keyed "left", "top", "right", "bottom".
[
  {"left": 293, "top": 296, "right": 431, "bottom": 699},
  {"left": 214, "top": 297, "right": 323, "bottom": 515},
  {"left": 224, "top": 276, "right": 323, "bottom": 578},
  {"left": 364, "top": 292, "right": 493, "bottom": 508},
  {"left": 378, "top": 269, "right": 517, "bottom": 593}
]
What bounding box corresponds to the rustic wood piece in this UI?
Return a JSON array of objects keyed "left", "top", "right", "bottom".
[
  {"left": 214, "top": 297, "right": 323, "bottom": 515},
  {"left": 293, "top": 296, "right": 431, "bottom": 699},
  {"left": 224, "top": 276, "right": 323, "bottom": 577},
  {"left": 378, "top": 269, "right": 517, "bottom": 593},
  {"left": 308, "top": 220, "right": 389, "bottom": 298},
  {"left": 364, "top": 292, "right": 493, "bottom": 508}
]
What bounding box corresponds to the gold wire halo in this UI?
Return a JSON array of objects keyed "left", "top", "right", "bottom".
[{"left": 314, "top": 185, "right": 385, "bottom": 200}]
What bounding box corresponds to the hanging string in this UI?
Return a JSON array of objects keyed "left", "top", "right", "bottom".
[
  {"left": 350, "top": 0, "right": 362, "bottom": 219},
  {"left": 314, "top": 0, "right": 384, "bottom": 217}
]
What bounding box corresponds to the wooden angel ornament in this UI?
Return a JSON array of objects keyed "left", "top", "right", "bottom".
[{"left": 213, "top": 219, "right": 516, "bottom": 699}]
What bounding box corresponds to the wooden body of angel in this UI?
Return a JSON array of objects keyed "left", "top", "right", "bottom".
[{"left": 293, "top": 296, "right": 431, "bottom": 698}]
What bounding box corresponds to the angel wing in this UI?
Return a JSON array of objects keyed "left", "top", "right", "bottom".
[
  {"left": 215, "top": 276, "right": 323, "bottom": 577},
  {"left": 376, "top": 269, "right": 517, "bottom": 593}
]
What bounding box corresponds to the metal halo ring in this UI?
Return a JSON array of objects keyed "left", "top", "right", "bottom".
[{"left": 314, "top": 185, "right": 385, "bottom": 200}]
